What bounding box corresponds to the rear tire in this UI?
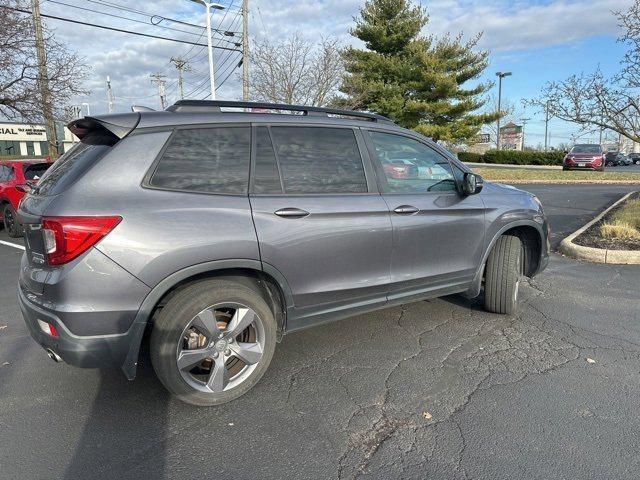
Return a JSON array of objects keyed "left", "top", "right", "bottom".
[
  {"left": 484, "top": 235, "right": 523, "bottom": 315},
  {"left": 150, "top": 278, "right": 277, "bottom": 406},
  {"left": 3, "top": 204, "right": 23, "bottom": 238}
]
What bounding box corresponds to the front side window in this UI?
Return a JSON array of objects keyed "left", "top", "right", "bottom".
[
  {"left": 150, "top": 127, "right": 250, "bottom": 194},
  {"left": 268, "top": 127, "right": 367, "bottom": 194},
  {"left": 368, "top": 131, "right": 456, "bottom": 193}
]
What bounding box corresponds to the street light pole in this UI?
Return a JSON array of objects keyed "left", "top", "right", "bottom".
[
  {"left": 495, "top": 71, "right": 512, "bottom": 151},
  {"left": 190, "top": 0, "right": 225, "bottom": 100}
]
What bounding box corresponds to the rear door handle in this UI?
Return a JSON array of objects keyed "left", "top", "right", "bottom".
[
  {"left": 393, "top": 205, "right": 419, "bottom": 215},
  {"left": 274, "top": 207, "right": 310, "bottom": 218}
]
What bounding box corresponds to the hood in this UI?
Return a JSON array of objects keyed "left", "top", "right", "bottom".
[{"left": 482, "top": 181, "right": 533, "bottom": 196}]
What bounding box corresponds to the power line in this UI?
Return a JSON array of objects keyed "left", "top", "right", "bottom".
[
  {"left": 2, "top": 5, "right": 242, "bottom": 52},
  {"left": 46, "top": 0, "right": 206, "bottom": 37}
]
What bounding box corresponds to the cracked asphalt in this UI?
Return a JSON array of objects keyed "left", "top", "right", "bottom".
[{"left": 0, "top": 184, "right": 638, "bottom": 480}]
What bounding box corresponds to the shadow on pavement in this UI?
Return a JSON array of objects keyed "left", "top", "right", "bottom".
[{"left": 62, "top": 344, "right": 171, "bottom": 480}]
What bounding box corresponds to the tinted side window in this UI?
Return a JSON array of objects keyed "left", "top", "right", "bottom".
[
  {"left": 150, "top": 127, "right": 250, "bottom": 194},
  {"left": 369, "top": 132, "right": 456, "bottom": 193},
  {"left": 269, "top": 127, "right": 367, "bottom": 194},
  {"left": 253, "top": 127, "right": 282, "bottom": 194},
  {"left": 0, "top": 165, "right": 7, "bottom": 182}
]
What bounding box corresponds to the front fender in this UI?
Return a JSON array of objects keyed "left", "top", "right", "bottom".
[{"left": 463, "top": 219, "right": 548, "bottom": 299}]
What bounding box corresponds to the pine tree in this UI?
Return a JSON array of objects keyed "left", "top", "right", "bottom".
[{"left": 341, "top": 0, "right": 497, "bottom": 143}]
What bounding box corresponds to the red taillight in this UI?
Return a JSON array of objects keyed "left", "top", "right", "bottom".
[{"left": 42, "top": 216, "right": 122, "bottom": 266}]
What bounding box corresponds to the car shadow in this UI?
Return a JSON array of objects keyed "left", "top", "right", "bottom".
[
  {"left": 62, "top": 342, "right": 171, "bottom": 480},
  {"left": 441, "top": 292, "right": 486, "bottom": 312}
]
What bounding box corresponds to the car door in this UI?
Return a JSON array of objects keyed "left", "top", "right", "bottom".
[
  {"left": 364, "top": 129, "right": 486, "bottom": 300},
  {"left": 249, "top": 124, "right": 393, "bottom": 324}
]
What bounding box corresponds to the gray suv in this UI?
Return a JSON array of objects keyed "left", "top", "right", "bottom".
[{"left": 18, "top": 100, "right": 549, "bottom": 406}]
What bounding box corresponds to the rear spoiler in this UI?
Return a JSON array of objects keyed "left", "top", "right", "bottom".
[{"left": 67, "top": 113, "right": 141, "bottom": 141}]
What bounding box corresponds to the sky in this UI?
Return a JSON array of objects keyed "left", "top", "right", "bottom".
[{"left": 35, "top": 0, "right": 634, "bottom": 148}]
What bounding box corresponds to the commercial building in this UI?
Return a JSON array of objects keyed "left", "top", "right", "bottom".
[{"left": 0, "top": 121, "right": 78, "bottom": 158}]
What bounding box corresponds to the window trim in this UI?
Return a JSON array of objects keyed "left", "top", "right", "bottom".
[
  {"left": 141, "top": 123, "right": 253, "bottom": 197},
  {"left": 249, "top": 123, "right": 376, "bottom": 196},
  {"left": 362, "top": 127, "right": 462, "bottom": 196}
]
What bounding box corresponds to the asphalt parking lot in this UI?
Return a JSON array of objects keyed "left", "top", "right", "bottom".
[{"left": 0, "top": 184, "right": 639, "bottom": 480}]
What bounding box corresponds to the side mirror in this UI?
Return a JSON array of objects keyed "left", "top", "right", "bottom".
[
  {"left": 15, "top": 183, "right": 32, "bottom": 193},
  {"left": 462, "top": 172, "right": 483, "bottom": 195}
]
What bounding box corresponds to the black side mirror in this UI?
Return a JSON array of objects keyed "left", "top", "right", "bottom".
[{"left": 462, "top": 172, "right": 483, "bottom": 195}]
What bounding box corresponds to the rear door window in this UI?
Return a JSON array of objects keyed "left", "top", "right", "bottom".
[
  {"left": 267, "top": 126, "right": 367, "bottom": 194},
  {"left": 150, "top": 127, "right": 251, "bottom": 194}
]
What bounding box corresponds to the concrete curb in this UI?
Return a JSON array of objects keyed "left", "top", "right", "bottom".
[{"left": 559, "top": 192, "right": 640, "bottom": 264}]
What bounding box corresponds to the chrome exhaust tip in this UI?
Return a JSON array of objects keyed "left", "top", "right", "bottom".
[{"left": 45, "top": 348, "right": 62, "bottom": 363}]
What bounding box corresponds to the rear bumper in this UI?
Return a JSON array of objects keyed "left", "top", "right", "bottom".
[{"left": 19, "top": 285, "right": 145, "bottom": 375}]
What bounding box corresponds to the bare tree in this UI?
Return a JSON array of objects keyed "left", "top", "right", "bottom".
[
  {"left": 528, "top": 1, "right": 640, "bottom": 143},
  {"left": 248, "top": 34, "right": 343, "bottom": 106},
  {"left": 0, "top": 1, "right": 89, "bottom": 122},
  {"left": 483, "top": 94, "right": 524, "bottom": 138}
]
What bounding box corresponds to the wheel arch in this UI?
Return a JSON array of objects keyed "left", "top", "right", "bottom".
[
  {"left": 464, "top": 220, "right": 545, "bottom": 299},
  {"left": 120, "top": 259, "right": 293, "bottom": 380}
]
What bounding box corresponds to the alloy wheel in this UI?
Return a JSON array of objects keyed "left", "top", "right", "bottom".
[
  {"left": 4, "top": 207, "right": 16, "bottom": 235},
  {"left": 176, "top": 303, "right": 265, "bottom": 394}
]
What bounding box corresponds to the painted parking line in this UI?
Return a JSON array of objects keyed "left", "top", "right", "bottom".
[{"left": 0, "top": 240, "right": 25, "bottom": 251}]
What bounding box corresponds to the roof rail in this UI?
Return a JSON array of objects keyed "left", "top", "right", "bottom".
[{"left": 165, "top": 100, "right": 393, "bottom": 123}]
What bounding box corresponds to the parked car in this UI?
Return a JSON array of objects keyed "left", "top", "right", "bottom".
[
  {"left": 605, "top": 151, "right": 618, "bottom": 166},
  {"left": 382, "top": 158, "right": 419, "bottom": 179},
  {"left": 563, "top": 144, "right": 605, "bottom": 171},
  {"left": 18, "top": 100, "right": 549, "bottom": 406},
  {"left": 615, "top": 153, "right": 633, "bottom": 166},
  {"left": 629, "top": 153, "right": 640, "bottom": 165},
  {"left": 0, "top": 159, "right": 52, "bottom": 237}
]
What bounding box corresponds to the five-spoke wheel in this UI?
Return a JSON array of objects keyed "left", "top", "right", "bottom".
[{"left": 151, "top": 279, "right": 276, "bottom": 406}]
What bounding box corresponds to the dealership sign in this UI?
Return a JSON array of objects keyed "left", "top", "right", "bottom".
[{"left": 0, "top": 123, "right": 47, "bottom": 142}]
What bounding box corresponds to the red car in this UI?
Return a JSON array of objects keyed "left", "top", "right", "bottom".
[
  {"left": 0, "top": 159, "right": 52, "bottom": 237},
  {"left": 563, "top": 144, "right": 605, "bottom": 171},
  {"left": 382, "top": 159, "right": 419, "bottom": 179}
]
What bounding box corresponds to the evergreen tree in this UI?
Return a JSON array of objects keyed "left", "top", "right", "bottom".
[{"left": 341, "top": 0, "right": 497, "bottom": 143}]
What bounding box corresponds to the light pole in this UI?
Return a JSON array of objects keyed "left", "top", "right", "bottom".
[
  {"left": 495, "top": 71, "right": 512, "bottom": 150},
  {"left": 189, "top": 0, "right": 225, "bottom": 100}
]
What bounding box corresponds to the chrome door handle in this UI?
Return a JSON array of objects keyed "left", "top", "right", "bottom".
[
  {"left": 393, "top": 205, "right": 419, "bottom": 215},
  {"left": 274, "top": 208, "right": 310, "bottom": 218}
]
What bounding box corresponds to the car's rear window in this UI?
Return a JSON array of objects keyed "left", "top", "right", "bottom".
[
  {"left": 33, "top": 130, "right": 119, "bottom": 196},
  {"left": 23, "top": 163, "right": 51, "bottom": 181},
  {"left": 571, "top": 144, "right": 601, "bottom": 153}
]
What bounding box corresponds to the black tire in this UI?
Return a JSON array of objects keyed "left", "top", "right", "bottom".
[
  {"left": 562, "top": 166, "right": 568, "bottom": 171},
  {"left": 484, "top": 235, "right": 523, "bottom": 315},
  {"left": 3, "top": 204, "right": 23, "bottom": 238},
  {"left": 150, "top": 278, "right": 277, "bottom": 406},
  {"left": 598, "top": 165, "right": 605, "bottom": 172}
]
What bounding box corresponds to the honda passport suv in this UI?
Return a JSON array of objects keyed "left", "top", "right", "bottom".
[{"left": 18, "top": 100, "right": 549, "bottom": 406}]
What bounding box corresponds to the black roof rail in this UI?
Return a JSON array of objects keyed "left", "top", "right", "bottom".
[{"left": 165, "top": 100, "right": 393, "bottom": 123}]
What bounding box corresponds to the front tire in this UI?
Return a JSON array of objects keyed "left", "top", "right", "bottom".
[
  {"left": 3, "top": 204, "right": 23, "bottom": 238},
  {"left": 150, "top": 278, "right": 277, "bottom": 406},
  {"left": 484, "top": 235, "right": 523, "bottom": 315}
]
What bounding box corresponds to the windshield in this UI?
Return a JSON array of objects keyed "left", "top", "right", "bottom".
[{"left": 570, "top": 144, "right": 601, "bottom": 153}]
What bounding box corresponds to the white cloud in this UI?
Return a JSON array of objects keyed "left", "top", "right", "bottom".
[{"left": 38, "top": 0, "right": 632, "bottom": 115}]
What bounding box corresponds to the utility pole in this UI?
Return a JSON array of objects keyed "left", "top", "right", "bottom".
[
  {"left": 520, "top": 117, "right": 531, "bottom": 150},
  {"left": 544, "top": 100, "right": 550, "bottom": 151},
  {"left": 150, "top": 73, "right": 167, "bottom": 109},
  {"left": 170, "top": 57, "right": 188, "bottom": 99},
  {"left": 106, "top": 76, "right": 114, "bottom": 113},
  {"left": 242, "top": 0, "right": 249, "bottom": 101},
  {"left": 31, "top": 0, "right": 58, "bottom": 158},
  {"left": 495, "top": 71, "right": 512, "bottom": 151},
  {"left": 189, "top": 1, "right": 226, "bottom": 100}
]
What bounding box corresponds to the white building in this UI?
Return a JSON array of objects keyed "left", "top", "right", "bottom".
[{"left": 0, "top": 121, "right": 78, "bottom": 158}]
